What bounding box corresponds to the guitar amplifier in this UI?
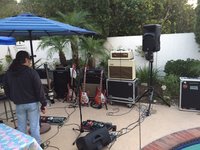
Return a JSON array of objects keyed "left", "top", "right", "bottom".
[
  {"left": 107, "top": 79, "right": 138, "bottom": 106},
  {"left": 179, "top": 77, "right": 200, "bottom": 111},
  {"left": 110, "top": 50, "right": 134, "bottom": 60},
  {"left": 108, "top": 59, "right": 136, "bottom": 80}
]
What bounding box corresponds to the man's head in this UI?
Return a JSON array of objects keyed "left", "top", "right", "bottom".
[{"left": 16, "top": 51, "right": 32, "bottom": 67}]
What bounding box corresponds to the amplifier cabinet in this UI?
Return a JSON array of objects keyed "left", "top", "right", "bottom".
[
  {"left": 82, "top": 83, "right": 106, "bottom": 98},
  {"left": 108, "top": 59, "right": 136, "bottom": 80},
  {"left": 179, "top": 77, "right": 200, "bottom": 111},
  {"left": 107, "top": 79, "right": 138, "bottom": 106},
  {"left": 85, "top": 69, "right": 106, "bottom": 84}
]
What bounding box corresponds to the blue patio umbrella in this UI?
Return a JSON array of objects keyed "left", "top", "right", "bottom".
[
  {"left": 0, "top": 36, "right": 16, "bottom": 45},
  {"left": 0, "top": 13, "right": 96, "bottom": 68}
]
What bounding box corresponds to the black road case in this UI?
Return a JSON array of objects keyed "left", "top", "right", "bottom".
[
  {"left": 179, "top": 77, "right": 200, "bottom": 111},
  {"left": 107, "top": 78, "right": 138, "bottom": 107}
]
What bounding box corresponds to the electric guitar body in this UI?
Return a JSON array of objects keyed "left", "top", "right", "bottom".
[
  {"left": 66, "top": 64, "right": 76, "bottom": 102},
  {"left": 44, "top": 64, "right": 55, "bottom": 104},
  {"left": 94, "top": 70, "right": 107, "bottom": 109},
  {"left": 80, "top": 66, "right": 89, "bottom": 105}
]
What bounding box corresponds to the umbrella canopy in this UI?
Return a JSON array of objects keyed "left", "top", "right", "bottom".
[
  {"left": 0, "top": 13, "right": 96, "bottom": 68},
  {"left": 0, "top": 36, "right": 16, "bottom": 45}
]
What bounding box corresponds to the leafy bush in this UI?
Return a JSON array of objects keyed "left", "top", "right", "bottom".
[
  {"left": 136, "top": 66, "right": 160, "bottom": 85},
  {"left": 162, "top": 74, "right": 179, "bottom": 97},
  {"left": 0, "top": 64, "right": 3, "bottom": 74},
  {"left": 164, "top": 59, "right": 200, "bottom": 77}
]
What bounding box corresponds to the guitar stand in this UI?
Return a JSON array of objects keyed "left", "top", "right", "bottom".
[{"left": 135, "top": 53, "right": 170, "bottom": 116}]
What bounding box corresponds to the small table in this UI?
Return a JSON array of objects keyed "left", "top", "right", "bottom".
[{"left": 0, "top": 123, "right": 42, "bottom": 150}]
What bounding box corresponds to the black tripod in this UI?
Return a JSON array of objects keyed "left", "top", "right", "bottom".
[{"left": 135, "top": 51, "right": 170, "bottom": 116}]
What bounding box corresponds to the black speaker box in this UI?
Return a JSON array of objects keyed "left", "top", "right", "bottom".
[
  {"left": 179, "top": 78, "right": 200, "bottom": 111},
  {"left": 35, "top": 69, "right": 47, "bottom": 79},
  {"left": 76, "top": 127, "right": 111, "bottom": 150},
  {"left": 143, "top": 24, "right": 161, "bottom": 52},
  {"left": 85, "top": 69, "right": 106, "bottom": 84},
  {"left": 53, "top": 69, "right": 70, "bottom": 98}
]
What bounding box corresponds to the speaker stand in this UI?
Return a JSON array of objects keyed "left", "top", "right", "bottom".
[{"left": 135, "top": 52, "right": 170, "bottom": 116}]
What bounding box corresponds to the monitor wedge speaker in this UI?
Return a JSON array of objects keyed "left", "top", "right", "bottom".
[{"left": 76, "top": 127, "right": 111, "bottom": 150}]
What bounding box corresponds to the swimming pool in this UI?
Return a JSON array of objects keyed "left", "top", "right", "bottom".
[{"left": 173, "top": 138, "right": 200, "bottom": 150}]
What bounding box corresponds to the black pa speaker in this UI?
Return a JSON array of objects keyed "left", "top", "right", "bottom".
[
  {"left": 53, "top": 69, "right": 70, "bottom": 98},
  {"left": 142, "top": 24, "right": 161, "bottom": 52},
  {"left": 35, "top": 69, "right": 47, "bottom": 79},
  {"left": 76, "top": 127, "right": 111, "bottom": 150}
]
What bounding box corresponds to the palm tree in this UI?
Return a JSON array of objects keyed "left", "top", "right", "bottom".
[
  {"left": 56, "top": 10, "right": 101, "bottom": 68},
  {"left": 37, "top": 36, "right": 69, "bottom": 66},
  {"left": 80, "top": 37, "right": 108, "bottom": 68}
]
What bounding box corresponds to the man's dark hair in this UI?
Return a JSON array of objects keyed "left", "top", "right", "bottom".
[{"left": 9, "top": 51, "right": 31, "bottom": 71}]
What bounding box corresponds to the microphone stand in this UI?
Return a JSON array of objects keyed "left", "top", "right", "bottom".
[
  {"left": 72, "top": 54, "right": 91, "bottom": 145},
  {"left": 72, "top": 68, "right": 85, "bottom": 145}
]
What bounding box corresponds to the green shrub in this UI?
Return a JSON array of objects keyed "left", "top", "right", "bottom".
[
  {"left": 162, "top": 74, "right": 179, "bottom": 98},
  {"left": 136, "top": 66, "right": 160, "bottom": 85},
  {"left": 0, "top": 64, "right": 3, "bottom": 74},
  {"left": 164, "top": 59, "right": 200, "bottom": 77}
]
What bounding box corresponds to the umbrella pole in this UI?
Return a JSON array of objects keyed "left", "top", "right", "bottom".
[{"left": 29, "top": 31, "right": 35, "bottom": 69}]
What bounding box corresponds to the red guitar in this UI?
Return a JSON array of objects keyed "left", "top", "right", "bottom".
[
  {"left": 66, "top": 63, "right": 76, "bottom": 102},
  {"left": 94, "top": 70, "right": 107, "bottom": 109},
  {"left": 80, "top": 66, "right": 89, "bottom": 105}
]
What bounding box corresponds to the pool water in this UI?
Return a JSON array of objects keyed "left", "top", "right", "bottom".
[
  {"left": 182, "top": 143, "right": 200, "bottom": 150},
  {"left": 174, "top": 139, "right": 200, "bottom": 150}
]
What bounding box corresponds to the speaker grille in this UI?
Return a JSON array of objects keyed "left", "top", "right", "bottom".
[
  {"left": 108, "top": 59, "right": 136, "bottom": 80},
  {"left": 109, "top": 66, "right": 132, "bottom": 79},
  {"left": 53, "top": 70, "right": 70, "bottom": 98},
  {"left": 142, "top": 24, "right": 161, "bottom": 52}
]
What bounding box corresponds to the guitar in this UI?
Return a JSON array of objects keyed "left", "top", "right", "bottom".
[
  {"left": 44, "top": 64, "right": 55, "bottom": 104},
  {"left": 67, "top": 64, "right": 76, "bottom": 101},
  {"left": 94, "top": 70, "right": 107, "bottom": 109},
  {"left": 80, "top": 66, "right": 89, "bottom": 105}
]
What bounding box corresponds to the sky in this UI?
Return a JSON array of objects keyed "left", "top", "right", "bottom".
[{"left": 188, "top": 0, "right": 198, "bottom": 7}]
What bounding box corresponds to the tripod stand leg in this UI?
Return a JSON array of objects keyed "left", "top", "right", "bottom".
[
  {"left": 135, "top": 89, "right": 149, "bottom": 103},
  {"left": 154, "top": 91, "right": 170, "bottom": 107},
  {"left": 146, "top": 89, "right": 154, "bottom": 116},
  {"left": 72, "top": 128, "right": 84, "bottom": 145}
]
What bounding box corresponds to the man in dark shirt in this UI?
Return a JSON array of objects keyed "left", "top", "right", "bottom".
[{"left": 3, "top": 51, "right": 47, "bottom": 147}]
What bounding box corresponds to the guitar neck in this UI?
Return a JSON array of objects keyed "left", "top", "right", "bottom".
[
  {"left": 71, "top": 68, "right": 74, "bottom": 86},
  {"left": 99, "top": 70, "right": 103, "bottom": 92},
  {"left": 82, "top": 67, "right": 87, "bottom": 92},
  {"left": 44, "top": 64, "right": 51, "bottom": 90}
]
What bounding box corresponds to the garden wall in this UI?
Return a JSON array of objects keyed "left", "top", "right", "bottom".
[
  {"left": 104, "top": 33, "right": 200, "bottom": 72},
  {"left": 0, "top": 33, "right": 199, "bottom": 72}
]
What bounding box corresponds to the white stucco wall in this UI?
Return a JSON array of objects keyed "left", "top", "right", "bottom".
[
  {"left": 0, "top": 40, "right": 72, "bottom": 69},
  {"left": 0, "top": 33, "right": 199, "bottom": 72},
  {"left": 104, "top": 33, "right": 200, "bottom": 72}
]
